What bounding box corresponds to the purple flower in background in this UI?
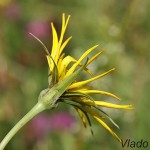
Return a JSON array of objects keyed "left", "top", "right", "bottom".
[
  {"left": 49, "top": 112, "right": 76, "bottom": 131},
  {"left": 25, "top": 20, "right": 50, "bottom": 39},
  {"left": 24, "top": 114, "right": 48, "bottom": 142},
  {"left": 25, "top": 112, "right": 76, "bottom": 141},
  {"left": 5, "top": 2, "right": 21, "bottom": 21}
]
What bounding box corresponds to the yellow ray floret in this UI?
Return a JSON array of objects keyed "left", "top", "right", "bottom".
[
  {"left": 46, "top": 55, "right": 53, "bottom": 72},
  {"left": 30, "top": 13, "right": 134, "bottom": 143},
  {"left": 94, "top": 101, "right": 133, "bottom": 109},
  {"left": 82, "top": 107, "right": 121, "bottom": 142},
  {"left": 59, "top": 36, "right": 72, "bottom": 57},
  {"left": 68, "top": 98, "right": 133, "bottom": 110},
  {"left": 51, "top": 23, "right": 59, "bottom": 60},
  {"left": 58, "top": 14, "right": 71, "bottom": 56},
  {"left": 59, "top": 57, "right": 92, "bottom": 80},
  {"left": 51, "top": 13, "right": 71, "bottom": 65},
  {"left": 87, "top": 50, "right": 104, "bottom": 66},
  {"left": 78, "top": 90, "right": 121, "bottom": 100},
  {"left": 94, "top": 116, "right": 121, "bottom": 142},
  {"left": 68, "top": 68, "right": 115, "bottom": 89},
  {"left": 81, "top": 99, "right": 133, "bottom": 109},
  {"left": 65, "top": 45, "right": 99, "bottom": 77},
  {"left": 59, "top": 55, "right": 76, "bottom": 77},
  {"left": 43, "top": 13, "right": 134, "bottom": 143},
  {"left": 75, "top": 108, "right": 87, "bottom": 127}
]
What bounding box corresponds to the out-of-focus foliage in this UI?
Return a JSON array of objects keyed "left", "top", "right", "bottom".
[{"left": 0, "top": 0, "right": 150, "bottom": 150}]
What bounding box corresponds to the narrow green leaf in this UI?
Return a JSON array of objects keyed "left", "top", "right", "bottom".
[
  {"left": 63, "top": 100, "right": 94, "bottom": 135},
  {"left": 62, "top": 92, "right": 96, "bottom": 106}
]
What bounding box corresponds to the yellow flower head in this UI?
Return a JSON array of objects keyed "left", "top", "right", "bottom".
[{"left": 31, "top": 13, "right": 133, "bottom": 143}]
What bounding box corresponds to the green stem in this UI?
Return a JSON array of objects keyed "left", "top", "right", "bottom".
[
  {"left": 0, "top": 102, "right": 46, "bottom": 150},
  {"left": 0, "top": 62, "right": 85, "bottom": 149}
]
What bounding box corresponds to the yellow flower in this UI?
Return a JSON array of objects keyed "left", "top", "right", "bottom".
[{"left": 31, "top": 13, "right": 133, "bottom": 143}]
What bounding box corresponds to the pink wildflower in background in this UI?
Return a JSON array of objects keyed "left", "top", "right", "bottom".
[
  {"left": 25, "top": 112, "right": 75, "bottom": 141},
  {"left": 5, "top": 2, "right": 21, "bottom": 21},
  {"left": 25, "top": 21, "right": 50, "bottom": 39}
]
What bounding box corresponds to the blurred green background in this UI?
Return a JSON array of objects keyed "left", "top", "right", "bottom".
[{"left": 0, "top": 0, "right": 150, "bottom": 150}]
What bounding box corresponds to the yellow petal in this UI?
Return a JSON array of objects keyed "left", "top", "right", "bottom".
[
  {"left": 51, "top": 14, "right": 71, "bottom": 65},
  {"left": 71, "top": 98, "right": 133, "bottom": 110},
  {"left": 68, "top": 68, "right": 115, "bottom": 89},
  {"left": 46, "top": 55, "right": 54, "bottom": 71},
  {"left": 82, "top": 107, "right": 121, "bottom": 142},
  {"left": 95, "top": 101, "right": 134, "bottom": 109},
  {"left": 94, "top": 116, "right": 121, "bottom": 142},
  {"left": 59, "top": 55, "right": 77, "bottom": 77},
  {"left": 69, "top": 98, "right": 94, "bottom": 108},
  {"left": 59, "top": 36, "right": 72, "bottom": 56},
  {"left": 57, "top": 53, "right": 65, "bottom": 75},
  {"left": 57, "top": 14, "right": 71, "bottom": 54},
  {"left": 78, "top": 99, "right": 95, "bottom": 107},
  {"left": 64, "top": 13, "right": 71, "bottom": 29},
  {"left": 68, "top": 86, "right": 92, "bottom": 92},
  {"left": 59, "top": 54, "right": 91, "bottom": 80},
  {"left": 87, "top": 50, "right": 104, "bottom": 66},
  {"left": 75, "top": 108, "right": 87, "bottom": 127},
  {"left": 51, "top": 23, "right": 59, "bottom": 59},
  {"left": 80, "top": 90, "right": 120, "bottom": 100},
  {"left": 62, "top": 55, "right": 77, "bottom": 68},
  {"left": 62, "top": 56, "right": 92, "bottom": 76},
  {"left": 65, "top": 45, "right": 99, "bottom": 77}
]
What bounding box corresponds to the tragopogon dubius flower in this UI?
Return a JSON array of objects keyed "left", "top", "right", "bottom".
[{"left": 30, "top": 13, "right": 134, "bottom": 143}]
